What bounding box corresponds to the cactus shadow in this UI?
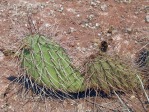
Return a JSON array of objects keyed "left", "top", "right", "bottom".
[{"left": 7, "top": 75, "right": 110, "bottom": 100}]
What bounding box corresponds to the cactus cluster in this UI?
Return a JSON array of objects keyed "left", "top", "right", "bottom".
[{"left": 20, "top": 35, "right": 145, "bottom": 94}]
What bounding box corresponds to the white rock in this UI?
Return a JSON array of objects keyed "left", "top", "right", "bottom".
[
  {"left": 0, "top": 51, "right": 4, "bottom": 61},
  {"left": 101, "top": 4, "right": 108, "bottom": 11},
  {"left": 145, "top": 15, "right": 149, "bottom": 23}
]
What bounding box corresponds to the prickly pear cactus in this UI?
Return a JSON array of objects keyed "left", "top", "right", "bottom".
[
  {"left": 21, "top": 35, "right": 85, "bottom": 93},
  {"left": 84, "top": 55, "right": 143, "bottom": 93},
  {"left": 20, "top": 35, "right": 145, "bottom": 94}
]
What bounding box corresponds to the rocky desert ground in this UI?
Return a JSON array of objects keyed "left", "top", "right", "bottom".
[{"left": 0, "top": 0, "right": 149, "bottom": 112}]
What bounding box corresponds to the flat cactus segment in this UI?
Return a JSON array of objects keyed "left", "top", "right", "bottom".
[
  {"left": 21, "top": 35, "right": 85, "bottom": 93},
  {"left": 84, "top": 55, "right": 142, "bottom": 93}
]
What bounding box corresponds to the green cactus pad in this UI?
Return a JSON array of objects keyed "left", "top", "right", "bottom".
[
  {"left": 84, "top": 55, "right": 143, "bottom": 93},
  {"left": 21, "top": 35, "right": 85, "bottom": 93}
]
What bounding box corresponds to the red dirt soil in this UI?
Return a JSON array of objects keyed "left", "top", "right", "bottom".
[{"left": 0, "top": 0, "right": 149, "bottom": 111}]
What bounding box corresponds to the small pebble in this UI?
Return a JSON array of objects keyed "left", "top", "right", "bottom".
[
  {"left": 100, "top": 4, "right": 108, "bottom": 11},
  {"left": 145, "top": 15, "right": 149, "bottom": 23},
  {"left": 130, "top": 95, "right": 135, "bottom": 99},
  {"left": 0, "top": 51, "right": 4, "bottom": 61},
  {"left": 125, "top": 28, "right": 132, "bottom": 34}
]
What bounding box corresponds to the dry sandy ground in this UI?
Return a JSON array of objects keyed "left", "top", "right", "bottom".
[{"left": 0, "top": 0, "right": 149, "bottom": 112}]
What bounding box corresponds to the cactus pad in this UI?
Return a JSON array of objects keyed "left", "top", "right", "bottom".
[
  {"left": 21, "top": 35, "right": 85, "bottom": 93},
  {"left": 83, "top": 55, "right": 143, "bottom": 93}
]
